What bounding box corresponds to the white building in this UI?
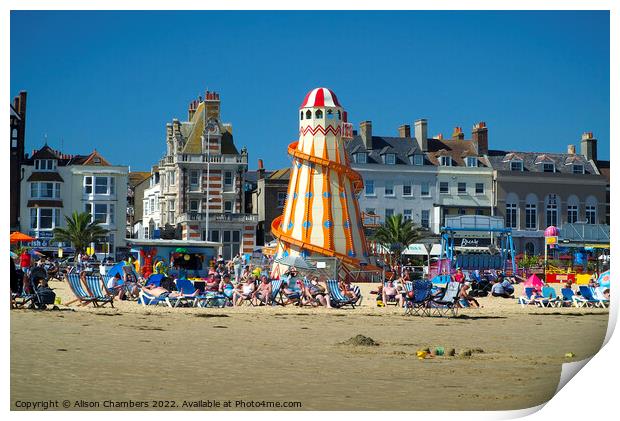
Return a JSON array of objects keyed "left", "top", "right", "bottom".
[
  {"left": 20, "top": 145, "right": 128, "bottom": 258},
  {"left": 141, "top": 167, "right": 161, "bottom": 239}
]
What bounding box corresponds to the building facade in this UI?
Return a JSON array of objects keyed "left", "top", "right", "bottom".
[
  {"left": 19, "top": 145, "right": 128, "bottom": 257},
  {"left": 156, "top": 91, "right": 258, "bottom": 259},
  {"left": 488, "top": 132, "right": 608, "bottom": 254},
  {"left": 126, "top": 171, "right": 150, "bottom": 239},
  {"left": 140, "top": 167, "right": 161, "bottom": 239},
  {"left": 10, "top": 91, "right": 27, "bottom": 232}
]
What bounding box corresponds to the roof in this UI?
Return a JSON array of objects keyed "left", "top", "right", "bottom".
[
  {"left": 80, "top": 150, "right": 110, "bottom": 166},
  {"left": 597, "top": 160, "right": 610, "bottom": 182},
  {"left": 345, "top": 135, "right": 424, "bottom": 165},
  {"left": 27, "top": 172, "right": 64, "bottom": 182},
  {"left": 30, "top": 145, "right": 61, "bottom": 160},
  {"left": 180, "top": 101, "right": 238, "bottom": 155},
  {"left": 128, "top": 172, "right": 151, "bottom": 188},
  {"left": 487, "top": 150, "right": 598, "bottom": 174},
  {"left": 267, "top": 168, "right": 291, "bottom": 180},
  {"left": 425, "top": 138, "right": 491, "bottom": 167},
  {"left": 300, "top": 87, "right": 341, "bottom": 109}
]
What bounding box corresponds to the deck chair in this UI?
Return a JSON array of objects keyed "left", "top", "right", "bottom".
[
  {"left": 84, "top": 275, "right": 115, "bottom": 308},
  {"left": 593, "top": 287, "right": 610, "bottom": 308},
  {"left": 429, "top": 281, "right": 461, "bottom": 317},
  {"left": 579, "top": 286, "right": 608, "bottom": 308},
  {"left": 65, "top": 273, "right": 98, "bottom": 307},
  {"left": 174, "top": 278, "right": 210, "bottom": 307},
  {"left": 352, "top": 284, "right": 363, "bottom": 306},
  {"left": 535, "top": 286, "right": 562, "bottom": 308},
  {"left": 326, "top": 279, "right": 357, "bottom": 308},
  {"left": 560, "top": 288, "right": 581, "bottom": 307},
  {"left": 404, "top": 280, "right": 433, "bottom": 316},
  {"left": 518, "top": 287, "right": 536, "bottom": 307},
  {"left": 269, "top": 279, "right": 284, "bottom": 306},
  {"left": 137, "top": 289, "right": 176, "bottom": 307}
]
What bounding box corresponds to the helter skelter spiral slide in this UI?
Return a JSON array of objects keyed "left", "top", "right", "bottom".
[{"left": 271, "top": 87, "right": 376, "bottom": 279}]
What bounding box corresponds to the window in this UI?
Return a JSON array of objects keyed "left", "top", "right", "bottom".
[
  {"left": 421, "top": 182, "right": 430, "bottom": 197},
  {"left": 144, "top": 227, "right": 149, "bottom": 239},
  {"left": 224, "top": 201, "right": 233, "bottom": 213},
  {"left": 190, "top": 170, "right": 200, "bottom": 190},
  {"left": 30, "top": 208, "right": 37, "bottom": 229},
  {"left": 440, "top": 156, "right": 452, "bottom": 167},
  {"left": 210, "top": 230, "right": 220, "bottom": 243},
  {"left": 189, "top": 200, "right": 199, "bottom": 212},
  {"left": 168, "top": 200, "right": 176, "bottom": 222},
  {"left": 384, "top": 153, "right": 396, "bottom": 165},
  {"left": 94, "top": 204, "right": 108, "bottom": 223},
  {"left": 567, "top": 205, "right": 578, "bottom": 224},
  {"left": 35, "top": 159, "right": 57, "bottom": 171},
  {"left": 573, "top": 164, "right": 584, "bottom": 174},
  {"left": 224, "top": 171, "right": 233, "bottom": 186},
  {"left": 458, "top": 208, "right": 466, "bottom": 215},
  {"left": 403, "top": 209, "right": 412, "bottom": 221},
  {"left": 458, "top": 183, "right": 467, "bottom": 194},
  {"left": 365, "top": 180, "right": 375, "bottom": 196},
  {"left": 30, "top": 182, "right": 60, "bottom": 199},
  {"left": 327, "top": 110, "right": 334, "bottom": 119},
  {"left": 546, "top": 203, "right": 558, "bottom": 227},
  {"left": 421, "top": 210, "right": 430, "bottom": 228},
  {"left": 475, "top": 183, "right": 484, "bottom": 195},
  {"left": 365, "top": 208, "right": 376, "bottom": 215},
  {"left": 466, "top": 157, "right": 478, "bottom": 167},
  {"left": 315, "top": 110, "right": 323, "bottom": 118},
  {"left": 511, "top": 160, "right": 523, "bottom": 171},
  {"left": 95, "top": 177, "right": 108, "bottom": 194},
  {"left": 384, "top": 181, "right": 394, "bottom": 196},
  {"left": 300, "top": 111, "right": 304, "bottom": 120},
  {"left": 277, "top": 192, "right": 287, "bottom": 208},
  {"left": 354, "top": 153, "right": 367, "bottom": 164},
  {"left": 109, "top": 204, "right": 115, "bottom": 224},
  {"left": 439, "top": 182, "right": 449, "bottom": 194},
  {"left": 337, "top": 110, "right": 341, "bottom": 120},
  {"left": 39, "top": 209, "right": 54, "bottom": 229},
  {"left": 144, "top": 199, "right": 149, "bottom": 215},
  {"left": 543, "top": 163, "right": 555, "bottom": 173},
  {"left": 525, "top": 204, "right": 537, "bottom": 229},
  {"left": 476, "top": 209, "right": 484, "bottom": 216},
  {"left": 110, "top": 178, "right": 115, "bottom": 195},
  {"left": 413, "top": 155, "right": 424, "bottom": 166},
  {"left": 385, "top": 208, "right": 394, "bottom": 219},
  {"left": 586, "top": 205, "right": 596, "bottom": 224},
  {"left": 506, "top": 203, "right": 517, "bottom": 228},
  {"left": 169, "top": 171, "right": 176, "bottom": 186},
  {"left": 305, "top": 110, "right": 312, "bottom": 119},
  {"left": 403, "top": 183, "right": 413, "bottom": 197},
  {"left": 84, "top": 176, "right": 93, "bottom": 194},
  {"left": 55, "top": 183, "right": 61, "bottom": 198}
]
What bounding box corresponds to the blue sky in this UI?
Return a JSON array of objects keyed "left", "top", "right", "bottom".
[{"left": 11, "top": 10, "right": 610, "bottom": 171}]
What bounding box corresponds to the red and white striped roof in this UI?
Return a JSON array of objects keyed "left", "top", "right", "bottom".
[{"left": 300, "top": 87, "right": 342, "bottom": 109}]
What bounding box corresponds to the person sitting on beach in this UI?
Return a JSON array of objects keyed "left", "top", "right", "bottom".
[
  {"left": 282, "top": 278, "right": 303, "bottom": 305},
  {"left": 140, "top": 284, "right": 198, "bottom": 299},
  {"left": 382, "top": 280, "right": 403, "bottom": 307},
  {"left": 106, "top": 273, "right": 126, "bottom": 299},
  {"left": 491, "top": 278, "right": 514, "bottom": 298},
  {"left": 454, "top": 267, "right": 465, "bottom": 284},
  {"left": 458, "top": 281, "right": 480, "bottom": 308},
  {"left": 339, "top": 279, "right": 358, "bottom": 301},
  {"left": 205, "top": 273, "right": 220, "bottom": 292},
  {"left": 303, "top": 276, "right": 330, "bottom": 307},
  {"left": 219, "top": 274, "right": 235, "bottom": 301},
  {"left": 253, "top": 275, "right": 273, "bottom": 306},
  {"left": 233, "top": 277, "right": 256, "bottom": 306}
]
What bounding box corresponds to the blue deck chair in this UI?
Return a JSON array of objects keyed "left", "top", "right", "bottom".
[
  {"left": 560, "top": 288, "right": 585, "bottom": 308},
  {"left": 518, "top": 287, "right": 536, "bottom": 307},
  {"left": 84, "top": 275, "right": 115, "bottom": 308},
  {"left": 174, "top": 278, "right": 208, "bottom": 307},
  {"left": 404, "top": 280, "right": 433, "bottom": 316},
  {"left": 146, "top": 274, "right": 164, "bottom": 287},
  {"left": 137, "top": 289, "right": 175, "bottom": 307},
  {"left": 579, "top": 286, "right": 607, "bottom": 308},
  {"left": 326, "top": 279, "right": 356, "bottom": 308},
  {"left": 270, "top": 279, "right": 284, "bottom": 305},
  {"left": 429, "top": 281, "right": 461, "bottom": 317},
  {"left": 536, "top": 286, "right": 561, "bottom": 308},
  {"left": 66, "top": 273, "right": 98, "bottom": 307}
]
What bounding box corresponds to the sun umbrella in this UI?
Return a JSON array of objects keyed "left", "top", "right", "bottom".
[
  {"left": 10, "top": 231, "right": 35, "bottom": 244},
  {"left": 523, "top": 274, "right": 544, "bottom": 290},
  {"left": 597, "top": 270, "right": 610, "bottom": 289},
  {"left": 274, "top": 254, "right": 315, "bottom": 270}
]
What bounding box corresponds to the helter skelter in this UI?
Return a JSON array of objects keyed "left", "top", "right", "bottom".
[{"left": 271, "top": 87, "right": 373, "bottom": 279}]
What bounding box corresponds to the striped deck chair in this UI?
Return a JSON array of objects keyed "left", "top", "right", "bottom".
[
  {"left": 404, "top": 280, "right": 433, "bottom": 316},
  {"left": 579, "top": 286, "right": 608, "bottom": 308},
  {"left": 351, "top": 284, "right": 363, "bottom": 306},
  {"left": 326, "top": 280, "right": 356, "bottom": 308},
  {"left": 429, "top": 281, "right": 461, "bottom": 317},
  {"left": 270, "top": 280, "right": 284, "bottom": 306},
  {"left": 84, "top": 275, "right": 115, "bottom": 308},
  {"left": 65, "top": 273, "right": 98, "bottom": 307}
]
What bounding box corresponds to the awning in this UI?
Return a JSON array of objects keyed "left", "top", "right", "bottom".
[{"left": 402, "top": 243, "right": 442, "bottom": 256}]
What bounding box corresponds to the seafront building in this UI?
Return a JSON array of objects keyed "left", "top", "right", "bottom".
[
  {"left": 19, "top": 145, "right": 128, "bottom": 257},
  {"left": 10, "top": 91, "right": 27, "bottom": 232},
  {"left": 154, "top": 91, "right": 258, "bottom": 259}
]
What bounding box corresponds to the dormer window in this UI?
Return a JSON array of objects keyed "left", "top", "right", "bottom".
[
  {"left": 384, "top": 153, "right": 396, "bottom": 165},
  {"left": 510, "top": 160, "right": 523, "bottom": 171},
  {"left": 315, "top": 110, "right": 323, "bottom": 119},
  {"left": 543, "top": 163, "right": 555, "bottom": 173},
  {"left": 35, "top": 159, "right": 57, "bottom": 171},
  {"left": 440, "top": 156, "right": 452, "bottom": 167},
  {"left": 411, "top": 155, "right": 424, "bottom": 166},
  {"left": 573, "top": 164, "right": 584, "bottom": 174},
  {"left": 466, "top": 157, "right": 478, "bottom": 167},
  {"left": 354, "top": 152, "right": 367, "bottom": 164}
]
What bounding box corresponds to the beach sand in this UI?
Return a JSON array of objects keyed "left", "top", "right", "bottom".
[{"left": 11, "top": 281, "right": 608, "bottom": 411}]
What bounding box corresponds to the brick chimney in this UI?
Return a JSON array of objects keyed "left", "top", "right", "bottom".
[
  {"left": 452, "top": 126, "right": 464, "bottom": 140},
  {"left": 414, "top": 119, "right": 428, "bottom": 151},
  {"left": 360, "top": 121, "right": 373, "bottom": 149},
  {"left": 580, "top": 132, "right": 597, "bottom": 162},
  {"left": 398, "top": 124, "right": 411, "bottom": 138},
  {"left": 257, "top": 159, "right": 265, "bottom": 180},
  {"left": 567, "top": 144, "right": 576, "bottom": 155},
  {"left": 472, "top": 122, "right": 488, "bottom": 155}
]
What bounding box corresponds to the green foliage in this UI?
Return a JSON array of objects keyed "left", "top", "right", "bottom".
[
  {"left": 518, "top": 254, "right": 540, "bottom": 269},
  {"left": 372, "top": 214, "right": 422, "bottom": 265},
  {"left": 52, "top": 211, "right": 109, "bottom": 254}
]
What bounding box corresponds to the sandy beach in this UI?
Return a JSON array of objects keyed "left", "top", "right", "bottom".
[{"left": 11, "top": 280, "right": 608, "bottom": 411}]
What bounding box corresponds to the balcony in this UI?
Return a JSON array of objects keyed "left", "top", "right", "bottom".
[
  {"left": 178, "top": 212, "right": 258, "bottom": 224},
  {"left": 158, "top": 154, "right": 248, "bottom": 166}
]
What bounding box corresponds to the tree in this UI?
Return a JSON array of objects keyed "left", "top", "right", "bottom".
[
  {"left": 52, "top": 211, "right": 109, "bottom": 254},
  {"left": 372, "top": 214, "right": 422, "bottom": 266}
]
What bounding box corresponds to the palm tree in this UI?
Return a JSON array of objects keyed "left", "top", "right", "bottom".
[
  {"left": 52, "top": 211, "right": 109, "bottom": 254},
  {"left": 372, "top": 214, "right": 422, "bottom": 266}
]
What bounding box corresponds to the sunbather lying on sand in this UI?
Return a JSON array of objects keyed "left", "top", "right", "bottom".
[{"left": 141, "top": 285, "right": 199, "bottom": 298}]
